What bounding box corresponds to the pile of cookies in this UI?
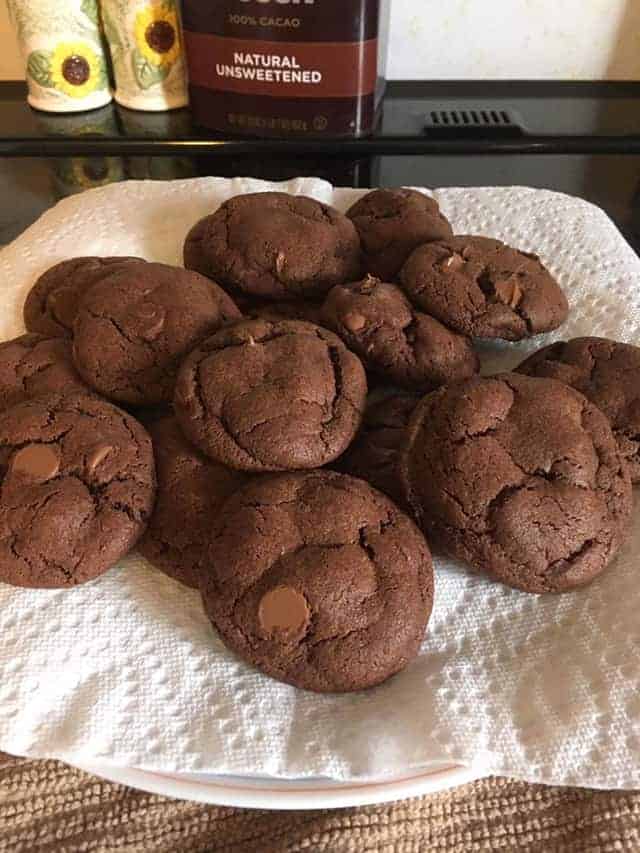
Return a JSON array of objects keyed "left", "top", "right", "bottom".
[{"left": 0, "top": 187, "right": 637, "bottom": 694}]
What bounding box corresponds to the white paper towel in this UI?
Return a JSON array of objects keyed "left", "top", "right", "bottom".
[{"left": 0, "top": 177, "right": 639, "bottom": 790}]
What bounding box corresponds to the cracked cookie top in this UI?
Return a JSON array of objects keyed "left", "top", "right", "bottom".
[
  {"left": 0, "top": 393, "right": 156, "bottom": 589},
  {"left": 401, "top": 373, "right": 632, "bottom": 594},
  {"left": 321, "top": 276, "right": 479, "bottom": 391},
  {"left": 517, "top": 337, "right": 640, "bottom": 484},
  {"left": 201, "top": 470, "right": 434, "bottom": 693},
  {"left": 139, "top": 417, "right": 250, "bottom": 590},
  {"left": 346, "top": 188, "right": 453, "bottom": 281},
  {"left": 72, "top": 262, "right": 241, "bottom": 406},
  {"left": 174, "top": 319, "right": 367, "bottom": 473},
  {"left": 183, "top": 193, "right": 362, "bottom": 301},
  {"left": 399, "top": 236, "right": 569, "bottom": 341},
  {"left": 0, "top": 334, "right": 89, "bottom": 412},
  {"left": 24, "top": 256, "right": 145, "bottom": 339}
]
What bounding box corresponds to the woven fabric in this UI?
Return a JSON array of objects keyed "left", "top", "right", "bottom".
[{"left": 1, "top": 755, "right": 639, "bottom": 853}]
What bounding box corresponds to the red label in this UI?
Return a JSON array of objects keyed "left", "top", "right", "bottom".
[{"left": 184, "top": 31, "right": 378, "bottom": 99}]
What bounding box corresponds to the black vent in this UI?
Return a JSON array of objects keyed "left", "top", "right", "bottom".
[{"left": 424, "top": 108, "right": 524, "bottom": 138}]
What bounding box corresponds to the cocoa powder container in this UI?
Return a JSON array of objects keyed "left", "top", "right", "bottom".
[{"left": 182, "top": 0, "right": 390, "bottom": 138}]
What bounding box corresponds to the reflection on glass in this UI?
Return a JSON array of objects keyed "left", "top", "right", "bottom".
[{"left": 33, "top": 100, "right": 197, "bottom": 195}]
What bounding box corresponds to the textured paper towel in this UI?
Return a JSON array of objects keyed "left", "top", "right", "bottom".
[{"left": 0, "top": 177, "right": 639, "bottom": 790}]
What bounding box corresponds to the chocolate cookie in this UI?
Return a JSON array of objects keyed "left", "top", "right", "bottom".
[
  {"left": 322, "top": 276, "right": 479, "bottom": 391},
  {"left": 0, "top": 393, "right": 156, "bottom": 588},
  {"left": 183, "top": 193, "right": 362, "bottom": 300},
  {"left": 174, "top": 319, "right": 367, "bottom": 472},
  {"left": 400, "top": 236, "right": 569, "bottom": 341},
  {"left": 339, "top": 392, "right": 419, "bottom": 507},
  {"left": 24, "top": 256, "right": 144, "bottom": 339},
  {"left": 73, "top": 262, "right": 241, "bottom": 406},
  {"left": 517, "top": 337, "right": 640, "bottom": 483},
  {"left": 138, "top": 417, "right": 249, "bottom": 589},
  {"left": 0, "top": 334, "right": 88, "bottom": 412},
  {"left": 346, "top": 188, "right": 453, "bottom": 280},
  {"left": 201, "top": 471, "right": 434, "bottom": 692},
  {"left": 401, "top": 373, "right": 632, "bottom": 594}
]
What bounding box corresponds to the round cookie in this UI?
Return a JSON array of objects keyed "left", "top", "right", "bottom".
[
  {"left": 400, "top": 236, "right": 569, "bottom": 341},
  {"left": 139, "top": 417, "right": 249, "bottom": 589},
  {"left": 0, "top": 334, "right": 88, "bottom": 412},
  {"left": 0, "top": 393, "right": 156, "bottom": 589},
  {"left": 322, "top": 276, "right": 479, "bottom": 391},
  {"left": 24, "top": 256, "right": 144, "bottom": 339},
  {"left": 401, "top": 373, "right": 632, "bottom": 594},
  {"left": 517, "top": 337, "right": 640, "bottom": 484},
  {"left": 73, "top": 262, "right": 241, "bottom": 406},
  {"left": 338, "top": 392, "right": 419, "bottom": 507},
  {"left": 174, "top": 319, "right": 367, "bottom": 473},
  {"left": 182, "top": 193, "right": 362, "bottom": 300},
  {"left": 346, "top": 188, "right": 453, "bottom": 280},
  {"left": 201, "top": 470, "right": 434, "bottom": 693}
]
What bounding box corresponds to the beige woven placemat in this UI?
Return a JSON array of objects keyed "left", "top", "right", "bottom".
[{"left": 1, "top": 754, "right": 639, "bottom": 852}]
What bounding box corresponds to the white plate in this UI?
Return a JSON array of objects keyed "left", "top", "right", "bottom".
[
  {"left": 75, "top": 762, "right": 483, "bottom": 809},
  {"left": 2, "top": 179, "right": 640, "bottom": 797}
]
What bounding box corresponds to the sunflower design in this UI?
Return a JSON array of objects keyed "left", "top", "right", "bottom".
[
  {"left": 50, "top": 42, "right": 104, "bottom": 99},
  {"left": 135, "top": 4, "right": 181, "bottom": 68}
]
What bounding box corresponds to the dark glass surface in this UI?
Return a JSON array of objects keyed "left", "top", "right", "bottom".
[
  {"left": 1, "top": 81, "right": 640, "bottom": 252},
  {"left": 3, "top": 81, "right": 640, "bottom": 155}
]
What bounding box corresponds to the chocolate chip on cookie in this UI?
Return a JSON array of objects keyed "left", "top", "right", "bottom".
[
  {"left": 401, "top": 373, "right": 632, "bottom": 594},
  {"left": 517, "top": 337, "right": 640, "bottom": 483},
  {"left": 24, "top": 256, "right": 144, "bottom": 339},
  {"left": 346, "top": 188, "right": 453, "bottom": 280},
  {"left": 400, "top": 236, "right": 569, "bottom": 341},
  {"left": 201, "top": 471, "right": 434, "bottom": 692},
  {"left": 73, "top": 262, "right": 241, "bottom": 406},
  {"left": 0, "top": 334, "right": 88, "bottom": 412},
  {"left": 139, "top": 417, "right": 249, "bottom": 589},
  {"left": 322, "top": 276, "right": 479, "bottom": 391},
  {"left": 183, "top": 193, "right": 362, "bottom": 300},
  {"left": 174, "top": 319, "right": 367, "bottom": 472},
  {"left": 0, "top": 393, "right": 156, "bottom": 588},
  {"left": 338, "top": 392, "right": 419, "bottom": 507}
]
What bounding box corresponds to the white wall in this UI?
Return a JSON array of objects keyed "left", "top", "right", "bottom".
[
  {"left": 0, "top": 4, "right": 22, "bottom": 80},
  {"left": 1, "top": 0, "right": 640, "bottom": 81},
  {"left": 386, "top": 0, "right": 640, "bottom": 80}
]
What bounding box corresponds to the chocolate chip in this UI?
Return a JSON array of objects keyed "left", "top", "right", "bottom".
[
  {"left": 11, "top": 444, "right": 60, "bottom": 482},
  {"left": 445, "top": 253, "right": 465, "bottom": 271},
  {"left": 258, "top": 586, "right": 311, "bottom": 640},
  {"left": 342, "top": 312, "right": 367, "bottom": 332},
  {"left": 87, "top": 444, "right": 112, "bottom": 472},
  {"left": 495, "top": 278, "right": 524, "bottom": 309}
]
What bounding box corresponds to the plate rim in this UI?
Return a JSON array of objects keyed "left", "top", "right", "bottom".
[{"left": 74, "top": 762, "right": 486, "bottom": 809}]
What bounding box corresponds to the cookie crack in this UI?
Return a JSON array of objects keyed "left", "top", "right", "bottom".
[
  {"left": 547, "top": 538, "right": 597, "bottom": 577},
  {"left": 218, "top": 406, "right": 268, "bottom": 467},
  {"left": 326, "top": 345, "right": 343, "bottom": 425},
  {"left": 0, "top": 428, "right": 74, "bottom": 457},
  {"left": 18, "top": 356, "right": 57, "bottom": 393},
  {"left": 86, "top": 308, "right": 158, "bottom": 357},
  {"left": 7, "top": 533, "right": 42, "bottom": 580}
]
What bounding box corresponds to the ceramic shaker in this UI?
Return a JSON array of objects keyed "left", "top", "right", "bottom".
[
  {"left": 101, "top": 0, "right": 189, "bottom": 111},
  {"left": 6, "top": 0, "right": 111, "bottom": 112}
]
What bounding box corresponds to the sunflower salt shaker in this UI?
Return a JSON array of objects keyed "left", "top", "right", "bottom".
[
  {"left": 6, "top": 0, "right": 111, "bottom": 112},
  {"left": 101, "top": 0, "right": 189, "bottom": 111}
]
